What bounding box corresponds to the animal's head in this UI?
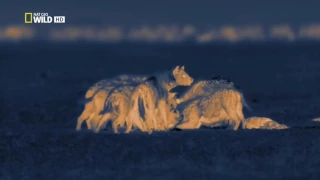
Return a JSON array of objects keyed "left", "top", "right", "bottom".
[{"left": 172, "top": 66, "right": 194, "bottom": 86}]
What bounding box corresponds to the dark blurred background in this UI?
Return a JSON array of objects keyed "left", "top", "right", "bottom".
[
  {"left": 0, "top": 0, "right": 320, "bottom": 42},
  {"left": 2, "top": 0, "right": 320, "bottom": 26},
  {"left": 1, "top": 1, "right": 320, "bottom": 179}
]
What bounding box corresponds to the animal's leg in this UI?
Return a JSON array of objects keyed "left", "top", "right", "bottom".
[
  {"left": 155, "top": 108, "right": 163, "bottom": 130},
  {"left": 133, "top": 99, "right": 150, "bottom": 133},
  {"left": 225, "top": 107, "right": 241, "bottom": 130},
  {"left": 125, "top": 109, "right": 147, "bottom": 133},
  {"left": 221, "top": 91, "right": 241, "bottom": 131},
  {"left": 125, "top": 93, "right": 140, "bottom": 134},
  {"left": 144, "top": 107, "right": 157, "bottom": 132},
  {"left": 125, "top": 110, "right": 134, "bottom": 134},
  {"left": 85, "top": 112, "right": 96, "bottom": 130},
  {"left": 114, "top": 98, "right": 129, "bottom": 129},
  {"left": 119, "top": 116, "right": 127, "bottom": 128},
  {"left": 89, "top": 91, "right": 108, "bottom": 130},
  {"left": 235, "top": 94, "right": 246, "bottom": 129},
  {"left": 112, "top": 113, "right": 126, "bottom": 134},
  {"left": 90, "top": 114, "right": 103, "bottom": 130},
  {"left": 134, "top": 116, "right": 150, "bottom": 133},
  {"left": 142, "top": 97, "right": 157, "bottom": 131},
  {"left": 94, "top": 113, "right": 113, "bottom": 133},
  {"left": 76, "top": 101, "right": 94, "bottom": 131},
  {"left": 176, "top": 108, "right": 201, "bottom": 130},
  {"left": 158, "top": 100, "right": 168, "bottom": 130}
]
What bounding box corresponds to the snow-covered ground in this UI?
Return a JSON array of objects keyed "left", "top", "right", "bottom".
[{"left": 1, "top": 41, "right": 320, "bottom": 179}]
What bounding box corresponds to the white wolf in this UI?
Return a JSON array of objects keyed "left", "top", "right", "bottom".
[
  {"left": 126, "top": 66, "right": 194, "bottom": 134},
  {"left": 176, "top": 76, "right": 250, "bottom": 109},
  {"left": 76, "top": 74, "right": 147, "bottom": 131},
  {"left": 176, "top": 89, "right": 246, "bottom": 130},
  {"left": 175, "top": 77, "right": 250, "bottom": 130},
  {"left": 244, "top": 117, "right": 289, "bottom": 130},
  {"left": 93, "top": 84, "right": 137, "bottom": 133},
  {"left": 93, "top": 88, "right": 180, "bottom": 133}
]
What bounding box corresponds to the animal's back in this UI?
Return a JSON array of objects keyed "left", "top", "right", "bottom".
[
  {"left": 132, "top": 77, "right": 167, "bottom": 107},
  {"left": 145, "top": 76, "right": 168, "bottom": 101},
  {"left": 85, "top": 75, "right": 147, "bottom": 99},
  {"left": 85, "top": 79, "right": 114, "bottom": 99},
  {"left": 178, "top": 89, "right": 244, "bottom": 130},
  {"left": 177, "top": 77, "right": 237, "bottom": 103},
  {"left": 196, "top": 90, "right": 229, "bottom": 118},
  {"left": 105, "top": 84, "right": 137, "bottom": 110}
]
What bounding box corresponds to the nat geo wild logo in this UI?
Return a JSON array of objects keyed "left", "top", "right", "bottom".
[{"left": 25, "top": 12, "right": 65, "bottom": 24}]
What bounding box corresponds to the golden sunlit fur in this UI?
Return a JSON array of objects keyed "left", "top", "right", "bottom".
[
  {"left": 156, "top": 92, "right": 181, "bottom": 130},
  {"left": 93, "top": 90, "right": 181, "bottom": 134},
  {"left": 76, "top": 75, "right": 147, "bottom": 131},
  {"left": 176, "top": 89, "right": 245, "bottom": 130},
  {"left": 93, "top": 84, "right": 137, "bottom": 133},
  {"left": 176, "top": 77, "right": 250, "bottom": 111},
  {"left": 126, "top": 66, "right": 194, "bottom": 134},
  {"left": 76, "top": 89, "right": 109, "bottom": 131},
  {"left": 244, "top": 117, "right": 289, "bottom": 129}
]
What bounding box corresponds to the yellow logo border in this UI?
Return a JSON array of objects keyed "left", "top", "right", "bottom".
[{"left": 25, "top": 13, "right": 33, "bottom": 24}]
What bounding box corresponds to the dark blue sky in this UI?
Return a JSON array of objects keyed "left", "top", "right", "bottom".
[{"left": 1, "top": 0, "right": 320, "bottom": 27}]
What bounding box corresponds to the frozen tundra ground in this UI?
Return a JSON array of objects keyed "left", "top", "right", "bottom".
[{"left": 0, "top": 41, "right": 320, "bottom": 179}]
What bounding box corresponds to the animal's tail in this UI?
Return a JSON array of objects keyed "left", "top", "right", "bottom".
[
  {"left": 77, "top": 87, "right": 104, "bottom": 106},
  {"left": 91, "top": 94, "right": 115, "bottom": 131},
  {"left": 240, "top": 93, "right": 252, "bottom": 112},
  {"left": 85, "top": 86, "right": 100, "bottom": 99}
]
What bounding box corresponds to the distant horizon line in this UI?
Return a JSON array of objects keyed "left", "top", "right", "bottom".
[{"left": 1, "top": 23, "right": 320, "bottom": 43}]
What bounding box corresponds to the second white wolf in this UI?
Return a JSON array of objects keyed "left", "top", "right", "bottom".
[{"left": 175, "top": 77, "right": 250, "bottom": 130}]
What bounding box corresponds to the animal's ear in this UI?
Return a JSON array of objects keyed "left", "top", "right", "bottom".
[
  {"left": 173, "top": 66, "right": 180, "bottom": 75},
  {"left": 181, "top": 66, "right": 185, "bottom": 70}
]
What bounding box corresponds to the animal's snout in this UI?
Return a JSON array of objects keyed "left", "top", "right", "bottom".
[{"left": 189, "top": 78, "right": 194, "bottom": 85}]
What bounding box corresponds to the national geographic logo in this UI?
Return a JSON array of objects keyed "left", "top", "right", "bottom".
[{"left": 25, "top": 12, "right": 65, "bottom": 24}]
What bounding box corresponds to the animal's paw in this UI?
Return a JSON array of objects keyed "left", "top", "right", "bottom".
[{"left": 124, "top": 130, "right": 130, "bottom": 134}]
